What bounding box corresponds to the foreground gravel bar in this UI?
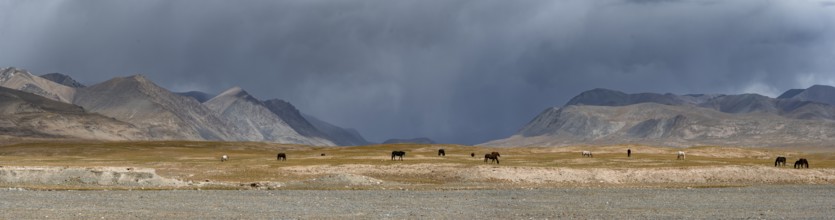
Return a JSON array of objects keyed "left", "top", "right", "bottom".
[{"left": 1, "top": 185, "right": 834, "bottom": 219}]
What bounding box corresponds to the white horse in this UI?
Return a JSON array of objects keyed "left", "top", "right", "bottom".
[
  {"left": 221, "top": 155, "right": 229, "bottom": 162},
  {"left": 676, "top": 151, "right": 685, "bottom": 160},
  {"left": 582, "top": 151, "right": 593, "bottom": 157}
]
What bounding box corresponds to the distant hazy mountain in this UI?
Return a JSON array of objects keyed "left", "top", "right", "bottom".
[
  {"left": 176, "top": 91, "right": 214, "bottom": 103},
  {"left": 383, "top": 137, "right": 436, "bottom": 144},
  {"left": 72, "top": 75, "right": 243, "bottom": 140},
  {"left": 303, "top": 113, "right": 371, "bottom": 146},
  {"left": 563, "top": 87, "right": 835, "bottom": 120},
  {"left": 260, "top": 99, "right": 330, "bottom": 141},
  {"left": 40, "top": 73, "right": 86, "bottom": 88},
  {"left": 0, "top": 67, "right": 76, "bottom": 103},
  {"left": 565, "top": 88, "right": 695, "bottom": 106},
  {"left": 204, "top": 87, "right": 335, "bottom": 146},
  {"left": 0, "top": 86, "right": 146, "bottom": 140},
  {"left": 482, "top": 87, "right": 835, "bottom": 147},
  {"left": 777, "top": 85, "right": 835, "bottom": 106}
]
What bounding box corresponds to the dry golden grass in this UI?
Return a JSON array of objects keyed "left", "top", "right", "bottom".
[{"left": 0, "top": 141, "right": 833, "bottom": 185}]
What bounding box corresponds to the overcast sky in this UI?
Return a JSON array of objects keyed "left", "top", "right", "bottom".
[{"left": 1, "top": 0, "right": 834, "bottom": 144}]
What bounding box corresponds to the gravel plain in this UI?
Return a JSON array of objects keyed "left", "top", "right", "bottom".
[{"left": 1, "top": 185, "right": 834, "bottom": 219}]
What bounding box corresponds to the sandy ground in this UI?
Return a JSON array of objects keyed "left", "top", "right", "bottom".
[
  {"left": 2, "top": 185, "right": 834, "bottom": 219},
  {"left": 276, "top": 163, "right": 835, "bottom": 189}
]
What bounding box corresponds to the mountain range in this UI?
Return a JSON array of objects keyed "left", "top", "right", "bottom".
[
  {"left": 482, "top": 86, "right": 835, "bottom": 147},
  {"left": 0, "top": 67, "right": 369, "bottom": 146},
  {"left": 5, "top": 66, "right": 835, "bottom": 148}
]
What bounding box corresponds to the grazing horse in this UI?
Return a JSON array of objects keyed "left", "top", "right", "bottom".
[
  {"left": 221, "top": 155, "right": 229, "bottom": 162},
  {"left": 794, "top": 158, "right": 809, "bottom": 169},
  {"left": 582, "top": 151, "right": 593, "bottom": 157},
  {"left": 774, "top": 156, "right": 787, "bottom": 167},
  {"left": 438, "top": 149, "right": 446, "bottom": 157},
  {"left": 677, "top": 151, "right": 686, "bottom": 160},
  {"left": 471, "top": 153, "right": 475, "bottom": 157},
  {"left": 484, "top": 152, "right": 500, "bottom": 164},
  {"left": 321, "top": 153, "right": 326, "bottom": 156},
  {"left": 391, "top": 151, "right": 406, "bottom": 161},
  {"left": 277, "top": 153, "right": 286, "bottom": 161}
]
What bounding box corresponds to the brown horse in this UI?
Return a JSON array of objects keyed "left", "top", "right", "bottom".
[
  {"left": 794, "top": 158, "right": 809, "bottom": 169},
  {"left": 391, "top": 151, "right": 406, "bottom": 161},
  {"left": 277, "top": 153, "right": 286, "bottom": 161},
  {"left": 774, "top": 156, "right": 786, "bottom": 167},
  {"left": 438, "top": 149, "right": 446, "bottom": 157},
  {"left": 484, "top": 152, "right": 500, "bottom": 164}
]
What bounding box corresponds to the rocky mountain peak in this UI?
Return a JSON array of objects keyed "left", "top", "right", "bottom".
[
  {"left": 0, "top": 67, "right": 77, "bottom": 103},
  {"left": 1, "top": 67, "right": 32, "bottom": 81},
  {"left": 217, "top": 86, "right": 246, "bottom": 97},
  {"left": 40, "top": 73, "right": 86, "bottom": 88},
  {"left": 210, "top": 87, "right": 260, "bottom": 104},
  {"left": 122, "top": 74, "right": 153, "bottom": 86}
]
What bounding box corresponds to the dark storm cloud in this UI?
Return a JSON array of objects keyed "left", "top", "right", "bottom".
[{"left": 1, "top": 0, "right": 834, "bottom": 144}]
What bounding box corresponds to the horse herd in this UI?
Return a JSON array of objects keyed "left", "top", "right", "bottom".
[
  {"left": 774, "top": 156, "right": 810, "bottom": 169},
  {"left": 218, "top": 149, "right": 812, "bottom": 169},
  {"left": 392, "top": 149, "right": 501, "bottom": 163}
]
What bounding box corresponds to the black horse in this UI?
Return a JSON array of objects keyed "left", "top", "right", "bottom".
[
  {"left": 391, "top": 151, "right": 406, "bottom": 161},
  {"left": 277, "top": 153, "right": 286, "bottom": 161},
  {"left": 471, "top": 153, "right": 475, "bottom": 157},
  {"left": 794, "top": 158, "right": 809, "bottom": 169},
  {"left": 438, "top": 149, "right": 446, "bottom": 157},
  {"left": 774, "top": 156, "right": 786, "bottom": 167},
  {"left": 484, "top": 152, "right": 500, "bottom": 164}
]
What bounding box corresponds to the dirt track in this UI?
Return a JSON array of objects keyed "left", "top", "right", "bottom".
[{"left": 2, "top": 185, "right": 834, "bottom": 219}]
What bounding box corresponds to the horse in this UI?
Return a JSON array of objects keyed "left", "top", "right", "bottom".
[
  {"left": 794, "top": 158, "right": 809, "bottom": 169},
  {"left": 321, "top": 153, "right": 326, "bottom": 156},
  {"left": 277, "top": 153, "right": 286, "bottom": 161},
  {"left": 471, "top": 153, "right": 475, "bottom": 157},
  {"left": 677, "top": 151, "right": 686, "bottom": 160},
  {"left": 221, "top": 155, "right": 228, "bottom": 162},
  {"left": 774, "top": 156, "right": 787, "bottom": 167},
  {"left": 391, "top": 151, "right": 406, "bottom": 161},
  {"left": 582, "top": 151, "right": 593, "bottom": 157},
  {"left": 484, "top": 152, "right": 500, "bottom": 164},
  {"left": 438, "top": 149, "right": 446, "bottom": 157}
]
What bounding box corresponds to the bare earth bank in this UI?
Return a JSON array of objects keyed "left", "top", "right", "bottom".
[{"left": 1, "top": 185, "right": 834, "bottom": 219}]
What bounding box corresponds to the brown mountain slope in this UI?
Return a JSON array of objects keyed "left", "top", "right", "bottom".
[
  {"left": 0, "top": 86, "right": 146, "bottom": 140},
  {"left": 483, "top": 102, "right": 835, "bottom": 148}
]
